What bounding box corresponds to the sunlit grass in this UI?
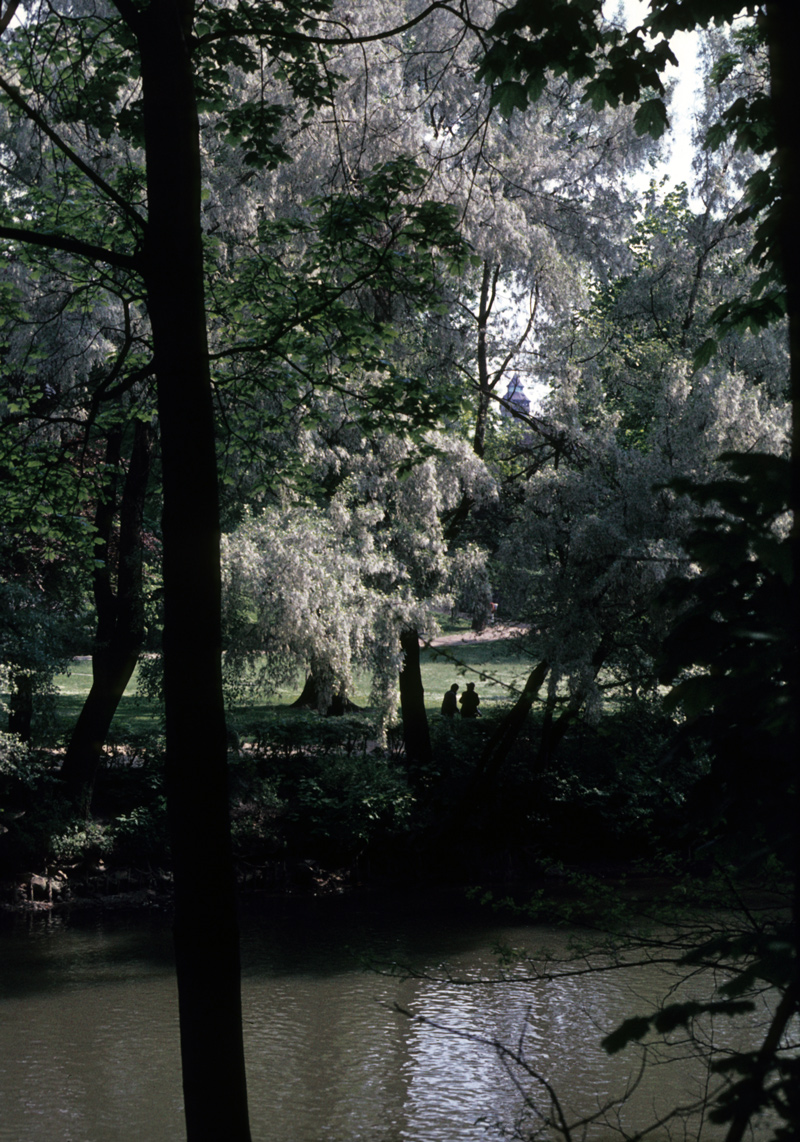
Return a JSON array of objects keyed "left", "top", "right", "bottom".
[
  {"left": 52, "top": 658, "right": 94, "bottom": 695},
  {"left": 41, "top": 630, "right": 646, "bottom": 746},
  {"left": 48, "top": 633, "right": 536, "bottom": 740},
  {"left": 419, "top": 636, "right": 536, "bottom": 708},
  {"left": 51, "top": 659, "right": 163, "bottom": 740}
]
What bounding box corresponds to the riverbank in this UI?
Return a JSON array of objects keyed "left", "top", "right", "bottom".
[{"left": 3, "top": 852, "right": 787, "bottom": 922}]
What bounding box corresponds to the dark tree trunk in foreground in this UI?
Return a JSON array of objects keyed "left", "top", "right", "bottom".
[
  {"left": 136, "top": 4, "right": 251, "bottom": 1139},
  {"left": 764, "top": 4, "right": 800, "bottom": 1122},
  {"left": 399, "top": 627, "right": 432, "bottom": 769},
  {"left": 61, "top": 420, "right": 153, "bottom": 809}
]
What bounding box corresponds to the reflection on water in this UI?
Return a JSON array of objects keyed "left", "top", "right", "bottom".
[
  {"left": 0, "top": 914, "right": 183, "bottom": 1142},
  {"left": 0, "top": 894, "right": 774, "bottom": 1141}
]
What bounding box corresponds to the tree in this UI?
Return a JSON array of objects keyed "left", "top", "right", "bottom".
[
  {"left": 0, "top": 4, "right": 498, "bottom": 1135},
  {"left": 0, "top": 577, "right": 76, "bottom": 740},
  {"left": 0, "top": 1, "right": 327, "bottom": 1134},
  {"left": 0, "top": 104, "right": 160, "bottom": 779},
  {"left": 469, "top": 0, "right": 797, "bottom": 775},
  {"left": 221, "top": 505, "right": 385, "bottom": 709},
  {"left": 475, "top": 0, "right": 799, "bottom": 605},
  {"left": 219, "top": 428, "right": 497, "bottom": 727},
  {"left": 468, "top": 3, "right": 799, "bottom": 1137},
  {"left": 208, "top": 148, "right": 475, "bottom": 761},
  {"left": 449, "top": 175, "right": 784, "bottom": 814},
  {"left": 0, "top": 243, "right": 114, "bottom": 743},
  {"left": 325, "top": 7, "right": 664, "bottom": 753}
]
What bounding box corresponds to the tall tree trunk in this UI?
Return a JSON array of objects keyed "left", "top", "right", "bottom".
[
  {"left": 765, "top": 1, "right": 800, "bottom": 1116},
  {"left": 471, "top": 660, "right": 549, "bottom": 795},
  {"left": 472, "top": 261, "right": 499, "bottom": 459},
  {"left": 290, "top": 673, "right": 360, "bottom": 713},
  {"left": 399, "top": 627, "right": 432, "bottom": 770},
  {"left": 61, "top": 420, "right": 153, "bottom": 810},
  {"left": 534, "top": 639, "right": 611, "bottom": 772},
  {"left": 137, "top": 4, "right": 250, "bottom": 1139},
  {"left": 290, "top": 673, "right": 320, "bottom": 708}
]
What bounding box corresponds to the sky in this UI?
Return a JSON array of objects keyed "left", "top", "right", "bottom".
[{"left": 613, "top": 0, "right": 702, "bottom": 194}]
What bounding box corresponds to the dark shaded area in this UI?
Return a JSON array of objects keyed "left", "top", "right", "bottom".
[
  {"left": 1, "top": 696, "right": 709, "bottom": 903},
  {"left": 61, "top": 420, "right": 154, "bottom": 810},
  {"left": 398, "top": 627, "right": 432, "bottom": 771}
]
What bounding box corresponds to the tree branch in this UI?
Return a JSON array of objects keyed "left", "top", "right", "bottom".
[
  {"left": 0, "top": 0, "right": 20, "bottom": 36},
  {"left": 0, "top": 75, "right": 147, "bottom": 233},
  {"left": 0, "top": 223, "right": 140, "bottom": 272},
  {"left": 491, "top": 280, "right": 540, "bottom": 389},
  {"left": 196, "top": 3, "right": 484, "bottom": 51},
  {"left": 307, "top": 2, "right": 485, "bottom": 46},
  {"left": 723, "top": 982, "right": 800, "bottom": 1142}
]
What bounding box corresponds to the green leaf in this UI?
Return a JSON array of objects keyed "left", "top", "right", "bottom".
[
  {"left": 693, "top": 338, "right": 719, "bottom": 370},
  {"left": 633, "top": 98, "right": 669, "bottom": 138},
  {"left": 603, "top": 1001, "right": 756, "bottom": 1054},
  {"left": 490, "top": 80, "right": 530, "bottom": 117}
]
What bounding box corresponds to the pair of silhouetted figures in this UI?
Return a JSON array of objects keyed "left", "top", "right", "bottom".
[{"left": 440, "top": 682, "right": 480, "bottom": 718}]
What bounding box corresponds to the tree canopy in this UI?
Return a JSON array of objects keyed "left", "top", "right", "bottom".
[{"left": 1, "top": 1, "right": 796, "bottom": 1140}]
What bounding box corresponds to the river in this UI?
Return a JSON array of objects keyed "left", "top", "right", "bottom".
[{"left": 0, "top": 891, "right": 775, "bottom": 1141}]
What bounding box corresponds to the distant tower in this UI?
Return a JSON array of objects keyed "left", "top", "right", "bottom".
[{"left": 500, "top": 374, "right": 530, "bottom": 418}]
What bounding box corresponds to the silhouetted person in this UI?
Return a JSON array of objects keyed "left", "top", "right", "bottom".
[
  {"left": 441, "top": 683, "right": 459, "bottom": 717},
  {"left": 459, "top": 682, "right": 480, "bottom": 718}
]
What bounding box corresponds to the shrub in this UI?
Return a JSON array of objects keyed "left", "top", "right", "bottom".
[
  {"left": 111, "top": 799, "right": 170, "bottom": 863},
  {"left": 49, "top": 818, "right": 114, "bottom": 864},
  {"left": 286, "top": 751, "right": 413, "bottom": 861},
  {"left": 233, "top": 709, "right": 412, "bottom": 863}
]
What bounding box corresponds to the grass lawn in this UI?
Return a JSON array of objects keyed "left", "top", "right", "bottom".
[
  {"left": 419, "top": 636, "right": 536, "bottom": 709},
  {"left": 51, "top": 659, "right": 164, "bottom": 741},
  {"left": 47, "top": 633, "right": 536, "bottom": 739}
]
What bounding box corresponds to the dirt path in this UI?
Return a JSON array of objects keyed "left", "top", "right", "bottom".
[{"left": 426, "top": 623, "right": 528, "bottom": 648}]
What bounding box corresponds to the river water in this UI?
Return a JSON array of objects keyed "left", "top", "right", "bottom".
[{"left": 0, "top": 892, "right": 775, "bottom": 1141}]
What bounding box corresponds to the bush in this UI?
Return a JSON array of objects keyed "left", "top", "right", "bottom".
[
  {"left": 231, "top": 709, "right": 412, "bottom": 863},
  {"left": 515, "top": 700, "right": 707, "bottom": 861},
  {"left": 49, "top": 819, "right": 115, "bottom": 864},
  {"left": 0, "top": 729, "right": 38, "bottom": 786},
  {"left": 111, "top": 799, "right": 170, "bottom": 863},
  {"left": 286, "top": 751, "right": 413, "bottom": 861}
]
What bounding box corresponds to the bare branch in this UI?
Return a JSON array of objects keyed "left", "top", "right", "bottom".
[
  {"left": 491, "top": 281, "right": 540, "bottom": 388},
  {"left": 0, "top": 222, "right": 140, "bottom": 272},
  {"left": 0, "top": 0, "right": 20, "bottom": 36},
  {"left": 196, "top": 3, "right": 486, "bottom": 51}
]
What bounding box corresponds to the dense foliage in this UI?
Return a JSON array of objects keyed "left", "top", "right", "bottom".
[{"left": 0, "top": 0, "right": 796, "bottom": 1140}]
